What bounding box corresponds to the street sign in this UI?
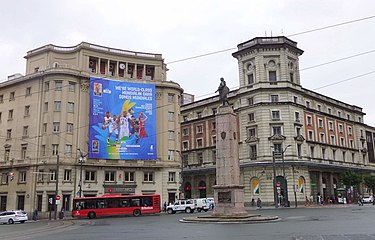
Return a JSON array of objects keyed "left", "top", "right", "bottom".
[
  {"left": 56, "top": 195, "right": 61, "bottom": 200},
  {"left": 276, "top": 181, "right": 281, "bottom": 187},
  {"left": 49, "top": 198, "right": 53, "bottom": 204}
]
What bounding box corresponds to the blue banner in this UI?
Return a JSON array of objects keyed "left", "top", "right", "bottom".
[{"left": 89, "top": 77, "right": 157, "bottom": 160}]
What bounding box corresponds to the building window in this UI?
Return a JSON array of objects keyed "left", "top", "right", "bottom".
[
  {"left": 295, "top": 112, "right": 300, "bottom": 122},
  {"left": 143, "top": 172, "right": 154, "bottom": 182},
  {"left": 310, "top": 146, "right": 314, "bottom": 158},
  {"left": 53, "top": 122, "right": 60, "bottom": 132},
  {"left": 21, "top": 144, "right": 27, "bottom": 159},
  {"left": 247, "top": 73, "right": 254, "bottom": 84},
  {"left": 6, "top": 129, "right": 11, "bottom": 140},
  {"left": 347, "top": 114, "right": 350, "bottom": 120},
  {"left": 0, "top": 95, "right": 3, "bottom": 103},
  {"left": 0, "top": 112, "right": 2, "bottom": 122},
  {"left": 52, "top": 144, "right": 59, "bottom": 156},
  {"left": 271, "top": 110, "right": 280, "bottom": 120},
  {"left": 306, "top": 116, "right": 312, "bottom": 125},
  {"left": 105, "top": 171, "right": 116, "bottom": 182},
  {"left": 322, "top": 148, "right": 326, "bottom": 159},
  {"left": 318, "top": 119, "right": 323, "bottom": 128},
  {"left": 66, "top": 123, "right": 74, "bottom": 133},
  {"left": 293, "top": 96, "right": 298, "bottom": 103},
  {"left": 296, "top": 127, "right": 301, "bottom": 136},
  {"left": 182, "top": 154, "right": 188, "bottom": 167},
  {"left": 168, "top": 172, "right": 176, "bottom": 182},
  {"left": 250, "top": 145, "right": 257, "bottom": 160},
  {"left": 297, "top": 144, "right": 302, "bottom": 158},
  {"left": 196, "top": 125, "right": 203, "bottom": 133},
  {"left": 342, "top": 151, "right": 346, "bottom": 162},
  {"left": 332, "top": 149, "right": 336, "bottom": 160},
  {"left": 340, "top": 138, "right": 345, "bottom": 146},
  {"left": 196, "top": 139, "right": 203, "bottom": 148},
  {"left": 24, "top": 105, "right": 30, "bottom": 117},
  {"left": 4, "top": 148, "right": 10, "bottom": 162},
  {"left": 350, "top": 139, "right": 354, "bottom": 148},
  {"left": 9, "top": 92, "right": 15, "bottom": 101},
  {"left": 65, "top": 144, "right": 72, "bottom": 156},
  {"left": 54, "top": 101, "right": 61, "bottom": 111},
  {"left": 50, "top": 170, "right": 56, "bottom": 181},
  {"left": 212, "top": 136, "right": 216, "bottom": 145},
  {"left": 212, "top": 108, "right": 217, "bottom": 115},
  {"left": 308, "top": 131, "right": 314, "bottom": 141},
  {"left": 168, "top": 112, "right": 174, "bottom": 121},
  {"left": 19, "top": 171, "right": 26, "bottom": 183},
  {"left": 26, "top": 87, "right": 31, "bottom": 96},
  {"left": 328, "top": 108, "right": 332, "bottom": 114},
  {"left": 182, "top": 128, "right": 189, "bottom": 136},
  {"left": 41, "top": 145, "right": 46, "bottom": 156},
  {"left": 273, "top": 144, "right": 282, "bottom": 154},
  {"left": 44, "top": 82, "right": 49, "bottom": 91},
  {"left": 338, "top": 111, "right": 341, "bottom": 118},
  {"left": 168, "top": 131, "right": 175, "bottom": 140},
  {"left": 329, "top": 122, "right": 334, "bottom": 131},
  {"left": 197, "top": 152, "right": 203, "bottom": 165},
  {"left": 182, "top": 141, "right": 189, "bottom": 150},
  {"left": 306, "top": 101, "right": 310, "bottom": 108},
  {"left": 330, "top": 135, "right": 336, "bottom": 145},
  {"left": 67, "top": 102, "right": 74, "bottom": 113},
  {"left": 248, "top": 128, "right": 256, "bottom": 137},
  {"left": 352, "top": 153, "right": 355, "bottom": 163},
  {"left": 183, "top": 115, "right": 188, "bottom": 121},
  {"left": 320, "top": 133, "right": 325, "bottom": 143},
  {"left": 272, "top": 126, "right": 282, "bottom": 135},
  {"left": 270, "top": 95, "right": 279, "bottom": 102},
  {"left": 1, "top": 173, "right": 8, "bottom": 185},
  {"left": 23, "top": 126, "right": 29, "bottom": 138},
  {"left": 339, "top": 124, "right": 343, "bottom": 133},
  {"left": 248, "top": 113, "right": 255, "bottom": 122},
  {"left": 348, "top": 126, "right": 352, "bottom": 135},
  {"left": 269, "top": 71, "right": 277, "bottom": 82},
  {"left": 68, "top": 82, "right": 76, "bottom": 92},
  {"left": 55, "top": 81, "right": 62, "bottom": 91},
  {"left": 317, "top": 105, "right": 321, "bottom": 111},
  {"left": 248, "top": 97, "right": 254, "bottom": 105},
  {"left": 44, "top": 102, "right": 48, "bottom": 112},
  {"left": 85, "top": 171, "right": 96, "bottom": 181},
  {"left": 124, "top": 171, "right": 135, "bottom": 182},
  {"left": 212, "top": 122, "right": 216, "bottom": 130},
  {"left": 168, "top": 150, "right": 175, "bottom": 160},
  {"left": 8, "top": 109, "right": 13, "bottom": 120},
  {"left": 64, "top": 170, "right": 71, "bottom": 181},
  {"left": 168, "top": 94, "right": 174, "bottom": 103},
  {"left": 290, "top": 73, "right": 294, "bottom": 82},
  {"left": 197, "top": 112, "right": 202, "bottom": 118},
  {"left": 43, "top": 123, "right": 47, "bottom": 133}
]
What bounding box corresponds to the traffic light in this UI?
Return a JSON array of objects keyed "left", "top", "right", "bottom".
[{"left": 9, "top": 172, "right": 14, "bottom": 181}]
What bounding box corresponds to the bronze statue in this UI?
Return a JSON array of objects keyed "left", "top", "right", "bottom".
[{"left": 215, "top": 77, "right": 230, "bottom": 106}]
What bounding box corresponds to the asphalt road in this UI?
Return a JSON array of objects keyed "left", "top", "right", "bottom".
[{"left": 1, "top": 205, "right": 375, "bottom": 240}]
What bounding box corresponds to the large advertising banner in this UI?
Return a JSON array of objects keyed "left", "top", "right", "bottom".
[{"left": 89, "top": 77, "right": 157, "bottom": 160}]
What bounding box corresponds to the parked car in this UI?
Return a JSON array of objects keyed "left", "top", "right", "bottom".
[
  {"left": 192, "top": 198, "right": 210, "bottom": 212},
  {"left": 0, "top": 210, "right": 28, "bottom": 224},
  {"left": 362, "top": 196, "right": 373, "bottom": 204},
  {"left": 166, "top": 199, "right": 195, "bottom": 214}
]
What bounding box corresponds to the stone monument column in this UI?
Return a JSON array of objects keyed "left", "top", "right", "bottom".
[{"left": 212, "top": 105, "right": 247, "bottom": 217}]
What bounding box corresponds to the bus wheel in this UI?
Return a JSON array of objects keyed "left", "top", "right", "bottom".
[
  {"left": 88, "top": 212, "right": 96, "bottom": 219},
  {"left": 133, "top": 209, "right": 141, "bottom": 217}
]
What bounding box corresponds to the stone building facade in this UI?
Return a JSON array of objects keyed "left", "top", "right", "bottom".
[
  {"left": 181, "top": 36, "right": 375, "bottom": 206},
  {"left": 0, "top": 42, "right": 182, "bottom": 214}
]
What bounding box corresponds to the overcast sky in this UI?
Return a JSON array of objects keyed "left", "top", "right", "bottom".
[{"left": 1, "top": 0, "right": 375, "bottom": 125}]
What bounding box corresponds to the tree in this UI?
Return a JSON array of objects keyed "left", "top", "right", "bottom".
[
  {"left": 342, "top": 170, "right": 362, "bottom": 188},
  {"left": 363, "top": 175, "right": 375, "bottom": 194}
]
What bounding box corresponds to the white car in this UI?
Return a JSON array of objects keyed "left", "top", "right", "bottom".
[
  {"left": 0, "top": 210, "right": 28, "bottom": 224},
  {"left": 362, "top": 196, "right": 373, "bottom": 204},
  {"left": 167, "top": 199, "right": 195, "bottom": 214}
]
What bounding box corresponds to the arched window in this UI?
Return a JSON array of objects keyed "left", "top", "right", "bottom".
[
  {"left": 298, "top": 176, "right": 306, "bottom": 193},
  {"left": 251, "top": 177, "right": 260, "bottom": 195}
]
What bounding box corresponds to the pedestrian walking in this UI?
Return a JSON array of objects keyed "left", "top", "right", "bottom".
[
  {"left": 32, "top": 209, "right": 38, "bottom": 221},
  {"left": 256, "top": 198, "right": 262, "bottom": 208},
  {"left": 305, "top": 196, "right": 309, "bottom": 206},
  {"left": 163, "top": 202, "right": 167, "bottom": 212},
  {"left": 251, "top": 198, "right": 255, "bottom": 207}
]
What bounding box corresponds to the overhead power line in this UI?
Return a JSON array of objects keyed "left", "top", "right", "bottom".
[{"left": 166, "top": 15, "right": 375, "bottom": 65}]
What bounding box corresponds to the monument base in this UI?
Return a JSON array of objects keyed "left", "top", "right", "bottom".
[{"left": 212, "top": 185, "right": 247, "bottom": 217}]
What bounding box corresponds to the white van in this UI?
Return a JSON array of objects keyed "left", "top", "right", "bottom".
[{"left": 192, "top": 198, "right": 210, "bottom": 212}]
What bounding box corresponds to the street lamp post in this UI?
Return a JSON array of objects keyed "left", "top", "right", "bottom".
[
  {"left": 281, "top": 145, "right": 292, "bottom": 207},
  {"left": 77, "top": 149, "right": 87, "bottom": 198},
  {"left": 54, "top": 154, "right": 59, "bottom": 220},
  {"left": 272, "top": 151, "right": 278, "bottom": 208}
]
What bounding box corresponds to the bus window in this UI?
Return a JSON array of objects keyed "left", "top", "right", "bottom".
[
  {"left": 97, "top": 200, "right": 106, "bottom": 208},
  {"left": 120, "top": 199, "right": 129, "bottom": 207},
  {"left": 142, "top": 197, "right": 153, "bottom": 207},
  {"left": 107, "top": 199, "right": 120, "bottom": 208},
  {"left": 130, "top": 198, "right": 140, "bottom": 207}
]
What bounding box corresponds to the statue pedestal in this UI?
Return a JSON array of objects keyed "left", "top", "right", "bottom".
[{"left": 212, "top": 106, "right": 247, "bottom": 217}]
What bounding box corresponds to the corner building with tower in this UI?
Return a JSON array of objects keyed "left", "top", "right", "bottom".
[
  {"left": 0, "top": 42, "right": 182, "bottom": 215},
  {"left": 181, "top": 36, "right": 375, "bottom": 206}
]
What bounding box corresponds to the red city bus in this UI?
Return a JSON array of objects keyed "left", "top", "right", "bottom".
[{"left": 72, "top": 194, "right": 160, "bottom": 219}]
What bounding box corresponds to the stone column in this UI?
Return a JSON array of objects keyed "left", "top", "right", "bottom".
[{"left": 213, "top": 105, "right": 247, "bottom": 217}]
